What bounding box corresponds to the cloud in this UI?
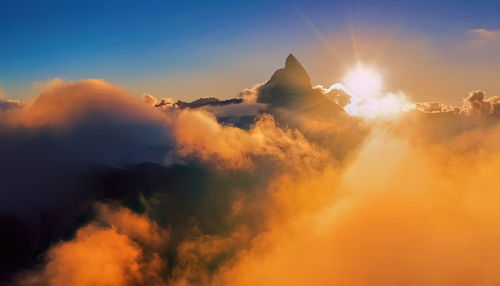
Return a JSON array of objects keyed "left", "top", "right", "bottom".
[
  {"left": 0, "top": 73, "right": 340, "bottom": 283},
  {"left": 314, "top": 83, "right": 351, "bottom": 107},
  {"left": 410, "top": 89, "right": 500, "bottom": 119},
  {"left": 172, "top": 110, "right": 328, "bottom": 170},
  {"left": 17, "top": 204, "right": 167, "bottom": 286},
  {"left": 468, "top": 28, "right": 500, "bottom": 43},
  {"left": 141, "top": 93, "right": 158, "bottom": 106},
  {"left": 0, "top": 86, "right": 22, "bottom": 111},
  {"left": 463, "top": 90, "right": 500, "bottom": 116},
  {"left": 4, "top": 54, "right": 500, "bottom": 286},
  {"left": 33, "top": 78, "right": 66, "bottom": 94},
  {"left": 4, "top": 79, "right": 167, "bottom": 128},
  {"left": 244, "top": 54, "right": 366, "bottom": 160},
  {"left": 95, "top": 203, "right": 169, "bottom": 248},
  {"left": 459, "top": 29, "right": 500, "bottom": 51},
  {"left": 0, "top": 98, "right": 22, "bottom": 111},
  {"left": 213, "top": 126, "right": 500, "bottom": 286},
  {"left": 414, "top": 101, "right": 459, "bottom": 114},
  {"left": 238, "top": 83, "right": 263, "bottom": 103},
  {"left": 0, "top": 79, "right": 173, "bottom": 215},
  {"left": 170, "top": 227, "right": 252, "bottom": 285}
]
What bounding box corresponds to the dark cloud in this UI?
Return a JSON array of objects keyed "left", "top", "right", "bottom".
[
  {"left": 0, "top": 99, "right": 22, "bottom": 111},
  {"left": 0, "top": 80, "right": 172, "bottom": 214},
  {"left": 0, "top": 80, "right": 174, "bottom": 282}
]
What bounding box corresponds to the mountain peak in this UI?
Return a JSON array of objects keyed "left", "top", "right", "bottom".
[
  {"left": 265, "top": 54, "right": 311, "bottom": 88},
  {"left": 255, "top": 53, "right": 349, "bottom": 122},
  {"left": 285, "top": 54, "right": 302, "bottom": 70},
  {"left": 256, "top": 54, "right": 313, "bottom": 106}
]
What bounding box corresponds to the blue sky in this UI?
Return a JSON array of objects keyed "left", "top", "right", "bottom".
[{"left": 1, "top": 0, "right": 499, "bottom": 101}]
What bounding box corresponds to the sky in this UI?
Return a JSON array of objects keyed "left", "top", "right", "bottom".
[{"left": 1, "top": 0, "right": 499, "bottom": 102}]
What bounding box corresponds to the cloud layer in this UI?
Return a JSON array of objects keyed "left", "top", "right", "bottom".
[{"left": 2, "top": 54, "right": 500, "bottom": 286}]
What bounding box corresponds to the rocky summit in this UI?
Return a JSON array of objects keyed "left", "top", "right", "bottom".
[{"left": 257, "top": 54, "right": 348, "bottom": 120}]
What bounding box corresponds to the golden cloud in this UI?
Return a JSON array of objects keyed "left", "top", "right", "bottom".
[{"left": 17, "top": 204, "right": 167, "bottom": 286}]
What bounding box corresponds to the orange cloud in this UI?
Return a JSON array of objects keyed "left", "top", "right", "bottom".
[
  {"left": 213, "top": 128, "right": 500, "bottom": 286},
  {"left": 95, "top": 203, "right": 169, "bottom": 248},
  {"left": 170, "top": 227, "right": 253, "bottom": 285},
  {"left": 141, "top": 93, "right": 158, "bottom": 106},
  {"left": 3, "top": 79, "right": 166, "bottom": 128},
  {"left": 17, "top": 204, "right": 167, "bottom": 286},
  {"left": 23, "top": 224, "right": 146, "bottom": 286},
  {"left": 4, "top": 73, "right": 500, "bottom": 286},
  {"left": 463, "top": 90, "right": 500, "bottom": 116},
  {"left": 238, "top": 83, "right": 263, "bottom": 103},
  {"left": 173, "top": 109, "right": 328, "bottom": 169}
]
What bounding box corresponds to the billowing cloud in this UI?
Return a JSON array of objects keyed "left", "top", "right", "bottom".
[
  {"left": 2, "top": 54, "right": 500, "bottom": 286},
  {"left": 17, "top": 204, "right": 167, "bottom": 286},
  {"left": 238, "top": 83, "right": 263, "bottom": 103},
  {"left": 0, "top": 79, "right": 172, "bottom": 213},
  {"left": 0, "top": 67, "right": 338, "bottom": 283},
  {"left": 409, "top": 89, "right": 500, "bottom": 122},
  {"left": 463, "top": 90, "right": 500, "bottom": 115},
  {"left": 212, "top": 126, "right": 500, "bottom": 286},
  {"left": 141, "top": 93, "right": 158, "bottom": 106},
  {"left": 173, "top": 110, "right": 328, "bottom": 170},
  {"left": 95, "top": 203, "right": 169, "bottom": 248},
  {"left": 3, "top": 79, "right": 167, "bottom": 128},
  {"left": 414, "top": 101, "right": 459, "bottom": 114},
  {"left": 314, "top": 83, "right": 351, "bottom": 107},
  {"left": 32, "top": 78, "right": 66, "bottom": 94}
]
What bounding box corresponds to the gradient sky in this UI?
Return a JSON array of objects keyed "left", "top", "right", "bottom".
[{"left": 1, "top": 0, "right": 499, "bottom": 102}]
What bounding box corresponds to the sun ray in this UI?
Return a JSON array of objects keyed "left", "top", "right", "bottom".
[{"left": 294, "top": 6, "right": 348, "bottom": 68}]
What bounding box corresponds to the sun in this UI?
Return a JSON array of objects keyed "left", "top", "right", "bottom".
[
  {"left": 340, "top": 64, "right": 410, "bottom": 119},
  {"left": 343, "top": 65, "right": 382, "bottom": 97}
]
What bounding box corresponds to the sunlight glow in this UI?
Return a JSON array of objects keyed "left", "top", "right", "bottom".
[
  {"left": 344, "top": 65, "right": 382, "bottom": 97},
  {"left": 341, "top": 65, "right": 411, "bottom": 119}
]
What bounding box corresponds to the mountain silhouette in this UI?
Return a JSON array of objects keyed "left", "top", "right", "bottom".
[{"left": 257, "top": 54, "right": 348, "bottom": 119}]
